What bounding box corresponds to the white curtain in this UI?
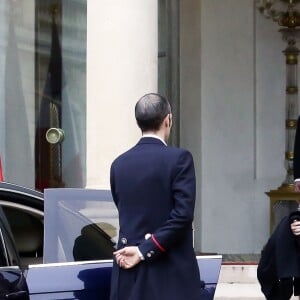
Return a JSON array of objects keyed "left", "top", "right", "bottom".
[{"left": 3, "top": 1, "right": 35, "bottom": 187}]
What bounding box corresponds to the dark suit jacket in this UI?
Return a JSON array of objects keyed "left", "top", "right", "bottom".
[
  {"left": 294, "top": 116, "right": 300, "bottom": 180},
  {"left": 257, "top": 213, "right": 300, "bottom": 299},
  {"left": 109, "top": 137, "right": 202, "bottom": 300}
]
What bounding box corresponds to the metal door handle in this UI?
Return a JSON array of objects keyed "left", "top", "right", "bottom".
[
  {"left": 5, "top": 290, "right": 28, "bottom": 299},
  {"left": 45, "top": 127, "right": 65, "bottom": 144}
]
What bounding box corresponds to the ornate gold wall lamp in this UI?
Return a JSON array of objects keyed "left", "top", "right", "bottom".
[
  {"left": 257, "top": 0, "right": 300, "bottom": 232},
  {"left": 257, "top": 0, "right": 300, "bottom": 26}
]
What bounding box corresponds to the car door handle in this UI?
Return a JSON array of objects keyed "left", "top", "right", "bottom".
[{"left": 5, "top": 291, "right": 28, "bottom": 299}]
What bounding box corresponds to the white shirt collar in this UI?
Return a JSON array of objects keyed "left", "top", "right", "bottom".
[{"left": 142, "top": 134, "right": 167, "bottom": 146}]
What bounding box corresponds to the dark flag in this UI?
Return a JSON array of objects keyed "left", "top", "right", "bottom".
[{"left": 35, "top": 15, "right": 64, "bottom": 191}]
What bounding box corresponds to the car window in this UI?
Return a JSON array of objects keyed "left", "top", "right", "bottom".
[
  {"left": 2, "top": 206, "right": 43, "bottom": 268},
  {"left": 44, "top": 189, "right": 118, "bottom": 263},
  {"left": 0, "top": 230, "right": 8, "bottom": 267},
  {"left": 0, "top": 207, "right": 20, "bottom": 267}
]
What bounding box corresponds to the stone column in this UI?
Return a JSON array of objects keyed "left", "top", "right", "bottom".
[{"left": 86, "top": 1, "right": 158, "bottom": 188}]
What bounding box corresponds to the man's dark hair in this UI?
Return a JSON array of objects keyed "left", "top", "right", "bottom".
[{"left": 135, "top": 93, "right": 171, "bottom": 132}]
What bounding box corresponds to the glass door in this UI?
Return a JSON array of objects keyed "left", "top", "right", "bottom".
[
  {"left": 0, "top": 0, "right": 87, "bottom": 190},
  {"left": 35, "top": 0, "right": 87, "bottom": 190},
  {"left": 35, "top": 0, "right": 87, "bottom": 191}
]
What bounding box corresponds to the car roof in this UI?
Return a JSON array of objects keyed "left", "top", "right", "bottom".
[
  {"left": 0, "top": 182, "right": 43, "bottom": 198},
  {"left": 0, "top": 182, "right": 44, "bottom": 211}
]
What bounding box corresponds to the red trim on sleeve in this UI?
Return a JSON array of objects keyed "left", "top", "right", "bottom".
[{"left": 151, "top": 234, "right": 166, "bottom": 252}]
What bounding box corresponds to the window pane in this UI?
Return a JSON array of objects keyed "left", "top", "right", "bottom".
[
  {"left": 1, "top": 1, "right": 36, "bottom": 187},
  {"left": 0, "top": 0, "right": 87, "bottom": 190},
  {"left": 44, "top": 189, "right": 119, "bottom": 263},
  {"left": 35, "top": 0, "right": 87, "bottom": 190},
  {"left": 2, "top": 206, "right": 43, "bottom": 268}
]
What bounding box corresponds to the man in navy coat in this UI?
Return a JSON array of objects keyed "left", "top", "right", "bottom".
[{"left": 109, "top": 93, "right": 203, "bottom": 300}]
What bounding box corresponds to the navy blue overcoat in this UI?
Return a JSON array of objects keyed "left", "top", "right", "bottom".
[{"left": 109, "top": 137, "right": 202, "bottom": 300}]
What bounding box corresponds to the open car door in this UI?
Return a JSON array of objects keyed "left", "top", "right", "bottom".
[{"left": 26, "top": 189, "right": 116, "bottom": 299}]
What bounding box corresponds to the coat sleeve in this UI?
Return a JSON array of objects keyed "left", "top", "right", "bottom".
[
  {"left": 138, "top": 150, "right": 196, "bottom": 260},
  {"left": 294, "top": 116, "right": 300, "bottom": 180}
]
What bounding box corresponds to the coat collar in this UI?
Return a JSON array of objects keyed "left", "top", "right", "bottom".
[
  {"left": 142, "top": 134, "right": 167, "bottom": 145},
  {"left": 138, "top": 136, "right": 167, "bottom": 146}
]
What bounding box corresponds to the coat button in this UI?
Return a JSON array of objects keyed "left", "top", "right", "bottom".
[
  {"left": 121, "top": 238, "right": 127, "bottom": 245},
  {"left": 147, "top": 252, "right": 152, "bottom": 258},
  {"left": 145, "top": 233, "right": 151, "bottom": 240}
]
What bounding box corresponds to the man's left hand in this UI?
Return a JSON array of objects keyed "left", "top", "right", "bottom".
[{"left": 114, "top": 246, "right": 141, "bottom": 269}]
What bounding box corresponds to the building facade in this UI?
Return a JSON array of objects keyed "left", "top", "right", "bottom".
[{"left": 0, "top": 0, "right": 290, "bottom": 256}]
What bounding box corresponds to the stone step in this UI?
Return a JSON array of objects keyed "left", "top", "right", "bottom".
[
  {"left": 214, "top": 283, "right": 265, "bottom": 300},
  {"left": 213, "top": 264, "right": 299, "bottom": 300},
  {"left": 218, "top": 264, "right": 258, "bottom": 284}
]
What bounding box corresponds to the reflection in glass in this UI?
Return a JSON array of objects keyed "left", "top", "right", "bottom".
[
  {"left": 44, "top": 189, "right": 119, "bottom": 264},
  {"left": 0, "top": 1, "right": 87, "bottom": 189},
  {"left": 2, "top": 1, "right": 34, "bottom": 188},
  {"left": 35, "top": 0, "right": 87, "bottom": 190},
  {"left": 73, "top": 224, "right": 114, "bottom": 261}
]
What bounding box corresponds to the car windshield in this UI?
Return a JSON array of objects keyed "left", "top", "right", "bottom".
[{"left": 43, "top": 189, "right": 118, "bottom": 263}]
